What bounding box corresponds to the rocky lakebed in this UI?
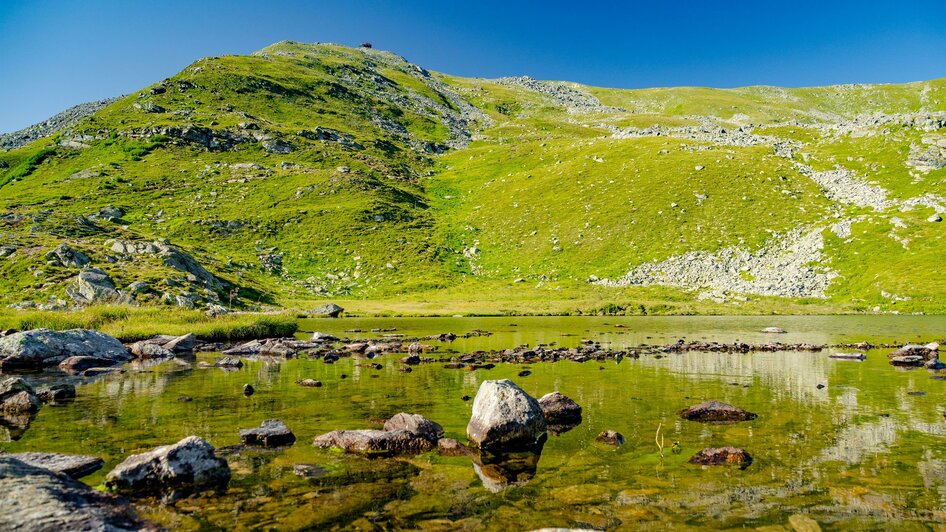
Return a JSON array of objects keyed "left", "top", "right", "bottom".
[{"left": 1, "top": 315, "right": 945, "bottom": 530}]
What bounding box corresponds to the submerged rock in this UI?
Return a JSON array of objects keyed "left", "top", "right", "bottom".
[
  {"left": 5, "top": 452, "right": 104, "bottom": 478},
  {"left": 0, "top": 457, "right": 154, "bottom": 530},
  {"left": 467, "top": 379, "right": 547, "bottom": 451},
  {"left": 383, "top": 412, "right": 444, "bottom": 442},
  {"left": 215, "top": 356, "right": 243, "bottom": 368},
  {"left": 437, "top": 437, "right": 469, "bottom": 457},
  {"left": 0, "top": 328, "right": 130, "bottom": 369},
  {"left": 36, "top": 383, "right": 76, "bottom": 403},
  {"left": 105, "top": 436, "right": 230, "bottom": 495},
  {"left": 59, "top": 355, "right": 119, "bottom": 373},
  {"left": 689, "top": 447, "right": 753, "bottom": 468},
  {"left": 239, "top": 419, "right": 296, "bottom": 447},
  {"left": 538, "top": 391, "right": 582, "bottom": 432},
  {"left": 0, "top": 377, "right": 41, "bottom": 414},
  {"left": 890, "top": 355, "right": 925, "bottom": 367},
  {"left": 296, "top": 378, "right": 322, "bottom": 387},
  {"left": 596, "top": 430, "right": 626, "bottom": 446},
  {"left": 678, "top": 400, "right": 757, "bottom": 423}
]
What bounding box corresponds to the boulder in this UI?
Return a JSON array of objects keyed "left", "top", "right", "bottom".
[
  {"left": 889, "top": 344, "right": 939, "bottom": 360},
  {"left": 309, "top": 303, "right": 344, "bottom": 318},
  {"left": 890, "top": 355, "right": 925, "bottom": 367},
  {"left": 215, "top": 357, "right": 243, "bottom": 368},
  {"left": 437, "top": 437, "right": 469, "bottom": 457},
  {"left": 36, "top": 383, "right": 76, "bottom": 403},
  {"left": 130, "top": 341, "right": 173, "bottom": 358},
  {"left": 262, "top": 138, "right": 294, "bottom": 154},
  {"left": 678, "top": 401, "right": 757, "bottom": 423},
  {"left": 689, "top": 447, "right": 753, "bottom": 468},
  {"left": 313, "top": 412, "right": 442, "bottom": 456},
  {"left": 0, "top": 328, "right": 129, "bottom": 369},
  {"left": 597, "top": 430, "right": 625, "bottom": 446},
  {"left": 5, "top": 452, "right": 104, "bottom": 478},
  {"left": 538, "top": 391, "right": 582, "bottom": 429},
  {"left": 0, "top": 378, "right": 41, "bottom": 414},
  {"left": 400, "top": 354, "right": 421, "bottom": 365},
  {"left": 0, "top": 457, "right": 154, "bottom": 530},
  {"left": 67, "top": 267, "right": 119, "bottom": 304},
  {"left": 59, "top": 355, "right": 119, "bottom": 373},
  {"left": 383, "top": 413, "right": 444, "bottom": 442},
  {"left": 163, "top": 333, "right": 197, "bottom": 352},
  {"left": 105, "top": 436, "right": 230, "bottom": 494},
  {"left": 45, "top": 244, "right": 91, "bottom": 268},
  {"left": 239, "top": 419, "right": 296, "bottom": 447},
  {"left": 311, "top": 332, "right": 340, "bottom": 342},
  {"left": 467, "top": 379, "right": 547, "bottom": 451}
]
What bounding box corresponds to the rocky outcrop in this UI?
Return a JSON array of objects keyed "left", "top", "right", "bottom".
[
  {"left": 308, "top": 303, "right": 344, "bottom": 317},
  {"left": 67, "top": 267, "right": 119, "bottom": 304},
  {"left": 467, "top": 379, "right": 547, "bottom": 451},
  {"left": 888, "top": 343, "right": 939, "bottom": 367},
  {"left": 0, "top": 457, "right": 154, "bottom": 531},
  {"left": 4, "top": 452, "right": 104, "bottom": 478},
  {"left": 678, "top": 401, "right": 757, "bottom": 423},
  {"left": 105, "top": 436, "right": 230, "bottom": 495},
  {"left": 0, "top": 328, "right": 129, "bottom": 369},
  {"left": 45, "top": 244, "right": 90, "bottom": 268},
  {"left": 538, "top": 392, "right": 582, "bottom": 433},
  {"left": 239, "top": 419, "right": 296, "bottom": 447},
  {"left": 689, "top": 447, "right": 753, "bottom": 468},
  {"left": 0, "top": 97, "right": 119, "bottom": 151},
  {"left": 313, "top": 413, "right": 442, "bottom": 456},
  {"left": 0, "top": 377, "right": 41, "bottom": 414},
  {"left": 109, "top": 239, "right": 222, "bottom": 290}
]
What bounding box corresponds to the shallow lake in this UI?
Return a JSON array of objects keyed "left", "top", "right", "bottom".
[{"left": 3, "top": 315, "right": 946, "bottom": 530}]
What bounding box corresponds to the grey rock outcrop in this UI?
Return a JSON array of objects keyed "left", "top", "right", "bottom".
[
  {"left": 105, "top": 436, "right": 230, "bottom": 494},
  {"left": 45, "top": 244, "right": 90, "bottom": 268},
  {"left": 383, "top": 412, "right": 445, "bottom": 442},
  {"left": 0, "top": 457, "right": 154, "bottom": 531},
  {"left": 67, "top": 267, "right": 119, "bottom": 304},
  {"left": 467, "top": 379, "right": 547, "bottom": 451},
  {"left": 109, "top": 239, "right": 222, "bottom": 290},
  {"left": 0, "top": 328, "right": 129, "bottom": 369},
  {"left": 5, "top": 452, "right": 104, "bottom": 478},
  {"left": 308, "top": 303, "right": 344, "bottom": 317},
  {"left": 0, "top": 97, "right": 119, "bottom": 151}
]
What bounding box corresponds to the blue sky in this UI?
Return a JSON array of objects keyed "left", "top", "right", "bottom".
[{"left": 1, "top": 0, "right": 945, "bottom": 133}]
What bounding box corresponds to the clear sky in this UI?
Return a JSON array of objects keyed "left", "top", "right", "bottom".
[{"left": 2, "top": 0, "right": 945, "bottom": 133}]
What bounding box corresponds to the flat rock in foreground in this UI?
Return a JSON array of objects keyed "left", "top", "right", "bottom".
[
  {"left": 105, "top": 435, "right": 230, "bottom": 495},
  {"left": 467, "top": 379, "right": 547, "bottom": 451},
  {"left": 0, "top": 457, "right": 155, "bottom": 531},
  {"left": 678, "top": 400, "right": 757, "bottom": 423},
  {"left": 4, "top": 451, "right": 104, "bottom": 478},
  {"left": 0, "top": 328, "right": 130, "bottom": 370}
]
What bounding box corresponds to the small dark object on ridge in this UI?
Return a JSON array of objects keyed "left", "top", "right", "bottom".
[
  {"left": 360, "top": 42, "right": 372, "bottom": 48},
  {"left": 243, "top": 384, "right": 254, "bottom": 396},
  {"left": 518, "top": 370, "right": 531, "bottom": 377}
]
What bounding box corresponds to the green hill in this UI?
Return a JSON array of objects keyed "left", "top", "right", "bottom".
[{"left": 1, "top": 41, "right": 945, "bottom": 315}]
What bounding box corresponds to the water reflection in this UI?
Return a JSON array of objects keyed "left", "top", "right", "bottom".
[{"left": 472, "top": 440, "right": 546, "bottom": 493}]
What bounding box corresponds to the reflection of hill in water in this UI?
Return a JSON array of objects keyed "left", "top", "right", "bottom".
[{"left": 639, "top": 351, "right": 830, "bottom": 404}]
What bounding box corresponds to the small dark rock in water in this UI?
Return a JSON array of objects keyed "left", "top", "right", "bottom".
[
  {"left": 678, "top": 401, "right": 757, "bottom": 423},
  {"left": 105, "top": 436, "right": 230, "bottom": 494},
  {"left": 461, "top": 395, "right": 471, "bottom": 401},
  {"left": 400, "top": 354, "right": 421, "bottom": 365},
  {"left": 518, "top": 370, "right": 532, "bottom": 377},
  {"left": 437, "top": 437, "right": 468, "bottom": 456},
  {"left": 597, "top": 430, "right": 625, "bottom": 446},
  {"left": 36, "top": 384, "right": 76, "bottom": 404},
  {"left": 399, "top": 366, "right": 412, "bottom": 373},
  {"left": 907, "top": 391, "right": 927, "bottom": 396},
  {"left": 5, "top": 452, "right": 104, "bottom": 478},
  {"left": 538, "top": 391, "right": 583, "bottom": 429},
  {"left": 239, "top": 419, "right": 296, "bottom": 447},
  {"left": 296, "top": 379, "right": 322, "bottom": 387},
  {"left": 878, "top": 413, "right": 891, "bottom": 418},
  {"left": 372, "top": 363, "right": 383, "bottom": 370},
  {"left": 176, "top": 396, "right": 193, "bottom": 402},
  {"left": 689, "top": 447, "right": 753, "bottom": 469},
  {"left": 340, "top": 374, "right": 348, "bottom": 379},
  {"left": 816, "top": 384, "right": 826, "bottom": 389},
  {"left": 242, "top": 384, "right": 254, "bottom": 396},
  {"left": 215, "top": 357, "right": 243, "bottom": 368},
  {"left": 0, "top": 457, "right": 154, "bottom": 530}
]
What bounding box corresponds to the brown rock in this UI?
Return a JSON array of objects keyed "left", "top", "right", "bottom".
[
  {"left": 689, "top": 447, "right": 752, "bottom": 468},
  {"left": 678, "top": 400, "right": 757, "bottom": 423}
]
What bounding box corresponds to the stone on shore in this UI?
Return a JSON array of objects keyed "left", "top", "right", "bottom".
[
  {"left": 467, "top": 379, "right": 547, "bottom": 451},
  {"left": 105, "top": 436, "right": 230, "bottom": 494},
  {"left": 678, "top": 400, "right": 757, "bottom": 423},
  {"left": 239, "top": 419, "right": 295, "bottom": 447},
  {"left": 5, "top": 452, "right": 104, "bottom": 478},
  {"left": 309, "top": 303, "right": 344, "bottom": 318},
  {"left": 0, "top": 328, "right": 130, "bottom": 369},
  {"left": 0, "top": 457, "right": 154, "bottom": 531}
]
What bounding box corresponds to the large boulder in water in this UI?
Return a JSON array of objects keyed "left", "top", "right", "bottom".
[
  {"left": 0, "top": 328, "right": 130, "bottom": 370},
  {"left": 239, "top": 419, "right": 296, "bottom": 447},
  {"left": 467, "top": 379, "right": 547, "bottom": 451},
  {"left": 538, "top": 391, "right": 582, "bottom": 432},
  {"left": 0, "top": 457, "right": 154, "bottom": 531},
  {"left": 678, "top": 400, "right": 757, "bottom": 423},
  {"left": 0, "top": 377, "right": 42, "bottom": 414},
  {"left": 383, "top": 413, "right": 444, "bottom": 442},
  {"left": 313, "top": 412, "right": 442, "bottom": 456},
  {"left": 105, "top": 436, "right": 230, "bottom": 495}
]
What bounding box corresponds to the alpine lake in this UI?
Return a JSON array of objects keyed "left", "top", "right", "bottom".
[{"left": 3, "top": 315, "right": 946, "bottom": 531}]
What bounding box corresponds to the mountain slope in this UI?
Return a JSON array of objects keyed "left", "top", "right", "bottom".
[{"left": 1, "top": 41, "right": 945, "bottom": 314}]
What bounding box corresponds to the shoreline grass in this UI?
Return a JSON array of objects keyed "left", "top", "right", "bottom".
[{"left": 0, "top": 306, "right": 297, "bottom": 342}]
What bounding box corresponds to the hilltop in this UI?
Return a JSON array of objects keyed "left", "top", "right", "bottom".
[{"left": 1, "top": 41, "right": 945, "bottom": 315}]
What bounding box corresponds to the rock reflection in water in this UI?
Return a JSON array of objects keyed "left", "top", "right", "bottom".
[
  {"left": 0, "top": 413, "right": 34, "bottom": 442},
  {"left": 472, "top": 439, "right": 546, "bottom": 493}
]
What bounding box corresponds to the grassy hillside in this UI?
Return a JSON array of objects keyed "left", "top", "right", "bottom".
[{"left": 1, "top": 42, "right": 945, "bottom": 315}]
